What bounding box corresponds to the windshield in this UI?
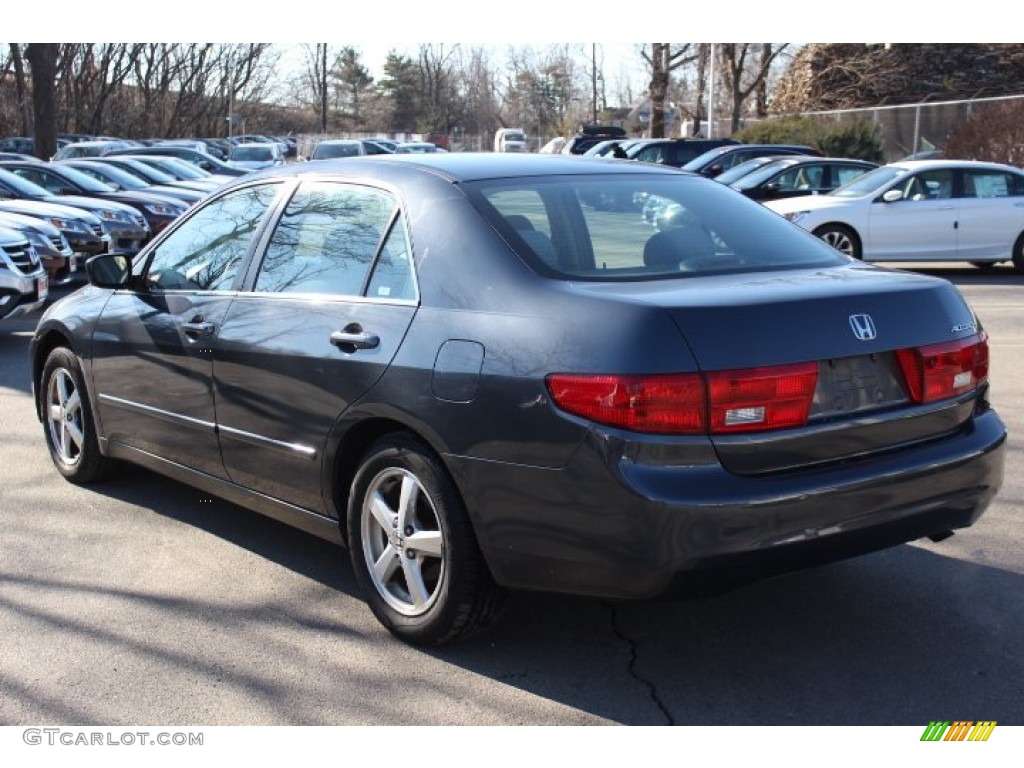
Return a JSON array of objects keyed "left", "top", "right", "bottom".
[
  {"left": 53, "top": 165, "right": 116, "bottom": 193},
  {"left": 716, "top": 157, "right": 784, "bottom": 186},
  {"left": 465, "top": 173, "right": 845, "bottom": 281},
  {"left": 829, "top": 165, "right": 907, "bottom": 197},
  {"left": 680, "top": 146, "right": 731, "bottom": 172},
  {"left": 505, "top": 132, "right": 525, "bottom": 142},
  {"left": 71, "top": 163, "right": 147, "bottom": 190},
  {"left": 150, "top": 158, "right": 208, "bottom": 179},
  {"left": 116, "top": 160, "right": 176, "bottom": 184},
  {"left": 731, "top": 159, "right": 801, "bottom": 190},
  {"left": 0, "top": 168, "right": 52, "bottom": 198}
]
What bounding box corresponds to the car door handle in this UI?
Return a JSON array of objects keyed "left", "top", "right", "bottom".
[
  {"left": 330, "top": 327, "right": 380, "bottom": 352},
  {"left": 939, "top": 205, "right": 956, "bottom": 211},
  {"left": 181, "top": 319, "right": 216, "bottom": 336}
]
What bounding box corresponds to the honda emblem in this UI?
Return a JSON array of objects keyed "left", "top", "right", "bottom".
[{"left": 849, "top": 314, "right": 877, "bottom": 341}]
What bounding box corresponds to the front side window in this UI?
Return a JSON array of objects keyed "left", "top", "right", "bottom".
[
  {"left": 255, "top": 181, "right": 406, "bottom": 297},
  {"left": 144, "top": 183, "right": 279, "bottom": 291},
  {"left": 773, "top": 164, "right": 825, "bottom": 191},
  {"left": 898, "top": 169, "right": 955, "bottom": 201}
]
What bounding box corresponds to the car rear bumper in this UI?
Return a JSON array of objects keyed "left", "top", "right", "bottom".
[{"left": 449, "top": 407, "right": 1006, "bottom": 600}]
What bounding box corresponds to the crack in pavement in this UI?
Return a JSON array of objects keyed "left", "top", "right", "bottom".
[{"left": 603, "top": 600, "right": 674, "bottom": 725}]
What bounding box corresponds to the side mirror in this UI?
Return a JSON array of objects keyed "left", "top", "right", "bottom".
[
  {"left": 882, "top": 189, "right": 904, "bottom": 203},
  {"left": 85, "top": 252, "right": 133, "bottom": 289},
  {"left": 705, "top": 164, "right": 724, "bottom": 178}
]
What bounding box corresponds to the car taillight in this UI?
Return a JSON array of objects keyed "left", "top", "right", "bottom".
[
  {"left": 895, "top": 332, "right": 989, "bottom": 404},
  {"left": 545, "top": 373, "right": 705, "bottom": 434},
  {"left": 707, "top": 362, "right": 818, "bottom": 433},
  {"left": 546, "top": 362, "right": 819, "bottom": 435}
]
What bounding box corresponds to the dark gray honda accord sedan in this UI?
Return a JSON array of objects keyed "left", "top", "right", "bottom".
[{"left": 30, "top": 154, "right": 1006, "bottom": 645}]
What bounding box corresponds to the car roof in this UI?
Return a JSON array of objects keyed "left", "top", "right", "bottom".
[
  {"left": 885, "top": 159, "right": 1024, "bottom": 173},
  {"left": 231, "top": 152, "right": 694, "bottom": 186}
]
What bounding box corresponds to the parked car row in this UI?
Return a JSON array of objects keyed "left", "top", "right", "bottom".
[{"left": 0, "top": 146, "right": 246, "bottom": 311}]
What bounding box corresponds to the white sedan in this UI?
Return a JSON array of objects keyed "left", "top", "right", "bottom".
[{"left": 765, "top": 159, "right": 1024, "bottom": 271}]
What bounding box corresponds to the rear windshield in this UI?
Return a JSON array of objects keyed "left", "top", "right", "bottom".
[
  {"left": 232, "top": 146, "right": 274, "bottom": 161},
  {"left": 464, "top": 173, "right": 845, "bottom": 281}
]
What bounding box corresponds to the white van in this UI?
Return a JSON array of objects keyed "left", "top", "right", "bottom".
[{"left": 494, "top": 128, "right": 528, "bottom": 153}]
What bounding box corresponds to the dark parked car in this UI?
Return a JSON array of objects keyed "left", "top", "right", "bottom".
[
  {"left": 729, "top": 156, "right": 879, "bottom": 201},
  {"left": 561, "top": 125, "right": 629, "bottom": 155},
  {"left": 30, "top": 154, "right": 1005, "bottom": 646},
  {"left": 681, "top": 143, "right": 822, "bottom": 178},
  {"left": 89, "top": 156, "right": 217, "bottom": 195},
  {"left": 0, "top": 167, "right": 118, "bottom": 255},
  {"left": 624, "top": 137, "right": 741, "bottom": 168},
  {"left": 58, "top": 159, "right": 205, "bottom": 206},
  {"left": 105, "top": 145, "right": 248, "bottom": 177},
  {"left": 0, "top": 161, "right": 185, "bottom": 241}
]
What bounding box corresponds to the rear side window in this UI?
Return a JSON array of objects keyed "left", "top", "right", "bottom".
[
  {"left": 962, "top": 170, "right": 1024, "bottom": 198},
  {"left": 467, "top": 174, "right": 844, "bottom": 281}
]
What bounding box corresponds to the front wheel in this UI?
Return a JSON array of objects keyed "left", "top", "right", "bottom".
[
  {"left": 347, "top": 433, "right": 505, "bottom": 645},
  {"left": 40, "top": 347, "right": 115, "bottom": 484},
  {"left": 813, "top": 224, "right": 862, "bottom": 260}
]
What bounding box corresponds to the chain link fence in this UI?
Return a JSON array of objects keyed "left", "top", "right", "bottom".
[{"left": 793, "top": 93, "right": 1024, "bottom": 162}]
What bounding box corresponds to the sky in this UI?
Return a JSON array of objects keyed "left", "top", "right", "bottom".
[{"left": 18, "top": 1, "right": 1013, "bottom": 47}]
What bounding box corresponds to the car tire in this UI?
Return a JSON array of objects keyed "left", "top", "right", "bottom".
[
  {"left": 41, "top": 347, "right": 115, "bottom": 484},
  {"left": 1012, "top": 233, "right": 1024, "bottom": 274},
  {"left": 813, "top": 224, "right": 862, "bottom": 259},
  {"left": 347, "top": 433, "right": 506, "bottom": 646}
]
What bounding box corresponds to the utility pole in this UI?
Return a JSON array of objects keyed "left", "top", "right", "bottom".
[
  {"left": 708, "top": 43, "right": 716, "bottom": 138},
  {"left": 227, "top": 49, "right": 234, "bottom": 139}
]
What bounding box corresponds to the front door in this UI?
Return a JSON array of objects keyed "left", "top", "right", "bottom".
[{"left": 90, "top": 182, "right": 282, "bottom": 477}]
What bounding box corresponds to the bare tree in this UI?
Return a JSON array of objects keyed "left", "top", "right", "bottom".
[
  {"left": 718, "top": 44, "right": 790, "bottom": 132},
  {"left": 7, "top": 44, "right": 31, "bottom": 136},
  {"left": 641, "top": 44, "right": 698, "bottom": 138},
  {"left": 25, "top": 43, "right": 59, "bottom": 158}
]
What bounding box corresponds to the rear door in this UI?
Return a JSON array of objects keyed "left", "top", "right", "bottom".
[
  {"left": 214, "top": 180, "right": 418, "bottom": 513},
  {"left": 956, "top": 167, "right": 1024, "bottom": 261}
]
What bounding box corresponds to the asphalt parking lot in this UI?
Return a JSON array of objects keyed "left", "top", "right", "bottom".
[{"left": 1, "top": 264, "right": 1022, "bottom": 727}]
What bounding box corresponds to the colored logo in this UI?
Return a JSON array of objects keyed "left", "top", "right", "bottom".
[{"left": 920, "top": 721, "right": 996, "bottom": 742}]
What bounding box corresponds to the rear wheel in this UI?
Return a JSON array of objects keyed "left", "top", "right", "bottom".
[
  {"left": 41, "top": 347, "right": 114, "bottom": 484},
  {"left": 1012, "top": 233, "right": 1024, "bottom": 274},
  {"left": 347, "top": 433, "right": 505, "bottom": 645},
  {"left": 813, "top": 224, "right": 861, "bottom": 259}
]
